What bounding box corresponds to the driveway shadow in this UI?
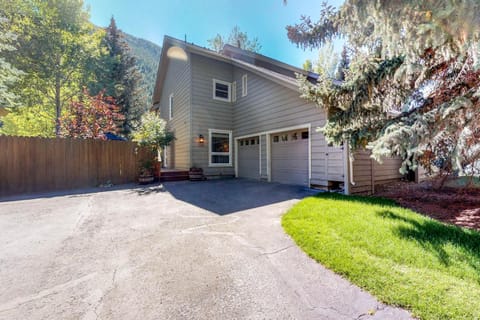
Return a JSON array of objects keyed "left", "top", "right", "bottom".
[
  {"left": 162, "top": 178, "right": 315, "bottom": 215},
  {"left": 0, "top": 179, "right": 315, "bottom": 216},
  {"left": 134, "top": 184, "right": 167, "bottom": 196},
  {"left": 0, "top": 182, "right": 168, "bottom": 202},
  {"left": 0, "top": 183, "right": 142, "bottom": 203}
]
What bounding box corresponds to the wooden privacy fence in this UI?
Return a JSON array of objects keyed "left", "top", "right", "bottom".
[{"left": 0, "top": 136, "right": 150, "bottom": 197}]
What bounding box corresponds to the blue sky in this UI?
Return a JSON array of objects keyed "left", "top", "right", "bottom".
[{"left": 84, "top": 0, "right": 344, "bottom": 68}]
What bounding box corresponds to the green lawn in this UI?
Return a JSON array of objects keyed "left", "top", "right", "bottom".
[{"left": 282, "top": 193, "right": 480, "bottom": 320}]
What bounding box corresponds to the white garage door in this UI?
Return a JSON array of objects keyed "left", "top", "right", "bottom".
[
  {"left": 237, "top": 136, "right": 259, "bottom": 180},
  {"left": 271, "top": 130, "right": 309, "bottom": 186}
]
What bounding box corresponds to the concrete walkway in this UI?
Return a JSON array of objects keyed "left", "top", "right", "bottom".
[{"left": 0, "top": 179, "right": 412, "bottom": 319}]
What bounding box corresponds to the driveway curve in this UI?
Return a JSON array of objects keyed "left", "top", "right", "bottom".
[{"left": 0, "top": 179, "right": 412, "bottom": 319}]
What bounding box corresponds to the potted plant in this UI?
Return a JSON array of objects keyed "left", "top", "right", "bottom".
[
  {"left": 132, "top": 112, "right": 175, "bottom": 182},
  {"left": 138, "top": 159, "right": 155, "bottom": 184}
]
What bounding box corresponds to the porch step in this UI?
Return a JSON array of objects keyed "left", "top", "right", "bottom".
[{"left": 159, "top": 170, "right": 189, "bottom": 182}]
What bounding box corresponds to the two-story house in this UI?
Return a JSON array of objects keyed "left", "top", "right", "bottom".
[{"left": 152, "top": 36, "right": 403, "bottom": 194}]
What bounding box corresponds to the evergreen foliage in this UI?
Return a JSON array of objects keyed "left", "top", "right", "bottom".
[
  {"left": 96, "top": 17, "right": 146, "bottom": 136},
  {"left": 288, "top": 1, "right": 480, "bottom": 179},
  {"left": 123, "top": 32, "right": 161, "bottom": 106},
  {"left": 335, "top": 46, "right": 350, "bottom": 81}
]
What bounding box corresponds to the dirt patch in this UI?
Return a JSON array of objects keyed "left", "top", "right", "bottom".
[{"left": 375, "top": 181, "right": 480, "bottom": 231}]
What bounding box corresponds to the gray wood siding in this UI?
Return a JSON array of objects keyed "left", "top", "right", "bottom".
[
  {"left": 351, "top": 150, "right": 404, "bottom": 194},
  {"left": 190, "top": 54, "right": 235, "bottom": 176},
  {"left": 260, "top": 134, "right": 267, "bottom": 178},
  {"left": 375, "top": 157, "right": 404, "bottom": 184},
  {"left": 157, "top": 48, "right": 344, "bottom": 183},
  {"left": 158, "top": 56, "right": 191, "bottom": 169},
  {"left": 351, "top": 150, "right": 375, "bottom": 194},
  {"left": 232, "top": 68, "right": 342, "bottom": 185}
]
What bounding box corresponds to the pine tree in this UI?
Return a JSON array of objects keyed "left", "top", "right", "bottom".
[
  {"left": 97, "top": 17, "right": 146, "bottom": 136},
  {"left": 287, "top": 1, "right": 480, "bottom": 179},
  {"left": 120, "top": 50, "right": 146, "bottom": 135},
  {"left": 335, "top": 46, "right": 349, "bottom": 81}
]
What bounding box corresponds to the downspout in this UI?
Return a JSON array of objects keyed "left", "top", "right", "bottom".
[
  {"left": 350, "top": 154, "right": 356, "bottom": 186},
  {"left": 189, "top": 51, "right": 193, "bottom": 170},
  {"left": 343, "top": 141, "right": 354, "bottom": 195}
]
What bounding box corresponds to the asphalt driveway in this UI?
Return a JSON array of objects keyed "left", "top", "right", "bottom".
[{"left": 0, "top": 179, "right": 412, "bottom": 319}]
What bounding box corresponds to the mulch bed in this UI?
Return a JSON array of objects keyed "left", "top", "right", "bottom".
[{"left": 375, "top": 181, "right": 480, "bottom": 231}]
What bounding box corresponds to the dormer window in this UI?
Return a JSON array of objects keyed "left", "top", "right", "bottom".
[{"left": 213, "top": 79, "right": 231, "bottom": 102}]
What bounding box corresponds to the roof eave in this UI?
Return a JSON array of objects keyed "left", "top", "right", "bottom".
[
  {"left": 153, "top": 36, "right": 303, "bottom": 107},
  {"left": 229, "top": 60, "right": 300, "bottom": 92}
]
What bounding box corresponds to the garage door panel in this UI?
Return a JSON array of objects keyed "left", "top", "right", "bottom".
[{"left": 271, "top": 130, "right": 309, "bottom": 186}]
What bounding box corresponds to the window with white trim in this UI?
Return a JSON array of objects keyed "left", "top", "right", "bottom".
[
  {"left": 213, "top": 79, "right": 231, "bottom": 102},
  {"left": 242, "top": 74, "right": 248, "bottom": 97},
  {"left": 169, "top": 94, "right": 174, "bottom": 120},
  {"left": 208, "top": 129, "right": 232, "bottom": 166}
]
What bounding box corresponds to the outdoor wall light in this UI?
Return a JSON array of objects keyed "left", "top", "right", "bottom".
[{"left": 198, "top": 134, "right": 205, "bottom": 144}]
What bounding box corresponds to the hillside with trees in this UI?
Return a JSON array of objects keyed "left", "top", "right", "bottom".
[
  {"left": 0, "top": 0, "right": 161, "bottom": 139},
  {"left": 123, "top": 32, "right": 161, "bottom": 106}
]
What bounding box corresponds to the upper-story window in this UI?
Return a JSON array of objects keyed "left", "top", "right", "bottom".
[
  {"left": 213, "top": 79, "right": 231, "bottom": 102},
  {"left": 242, "top": 74, "right": 248, "bottom": 97},
  {"left": 169, "top": 93, "right": 174, "bottom": 120}
]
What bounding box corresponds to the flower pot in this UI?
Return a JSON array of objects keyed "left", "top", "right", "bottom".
[
  {"left": 189, "top": 167, "right": 206, "bottom": 181},
  {"left": 138, "top": 175, "right": 154, "bottom": 184}
]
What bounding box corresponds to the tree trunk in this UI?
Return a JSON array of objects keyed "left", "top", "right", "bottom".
[{"left": 55, "top": 73, "right": 61, "bottom": 137}]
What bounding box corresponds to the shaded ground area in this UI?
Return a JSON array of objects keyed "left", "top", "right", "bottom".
[
  {"left": 0, "top": 179, "right": 412, "bottom": 320},
  {"left": 163, "top": 179, "right": 310, "bottom": 215},
  {"left": 376, "top": 181, "right": 480, "bottom": 230}
]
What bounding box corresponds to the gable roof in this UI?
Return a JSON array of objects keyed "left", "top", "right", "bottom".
[{"left": 152, "top": 36, "right": 319, "bottom": 106}]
